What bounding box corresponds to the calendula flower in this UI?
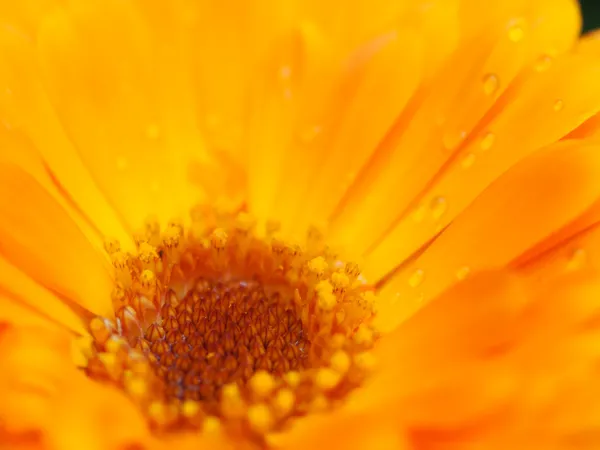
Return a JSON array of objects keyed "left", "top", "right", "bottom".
[{"left": 2, "top": 0, "right": 600, "bottom": 448}]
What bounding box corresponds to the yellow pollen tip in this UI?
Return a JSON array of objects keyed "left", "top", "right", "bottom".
[
  {"left": 103, "top": 237, "right": 121, "bottom": 255},
  {"left": 203, "top": 416, "right": 221, "bottom": 433},
  {"left": 210, "top": 228, "right": 228, "bottom": 250},
  {"left": 331, "top": 271, "right": 350, "bottom": 290},
  {"left": 315, "top": 368, "right": 342, "bottom": 390},
  {"left": 330, "top": 350, "right": 351, "bottom": 374},
  {"left": 308, "top": 256, "right": 328, "bottom": 276},
  {"left": 247, "top": 404, "right": 274, "bottom": 433},
  {"left": 317, "top": 291, "right": 337, "bottom": 311},
  {"left": 138, "top": 242, "right": 159, "bottom": 263},
  {"left": 353, "top": 324, "right": 374, "bottom": 346},
  {"left": 111, "top": 251, "right": 129, "bottom": 269},
  {"left": 274, "top": 388, "right": 295, "bottom": 416},
  {"left": 250, "top": 371, "right": 276, "bottom": 398}
]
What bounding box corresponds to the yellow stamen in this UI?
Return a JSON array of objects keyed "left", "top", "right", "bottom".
[{"left": 82, "top": 206, "right": 378, "bottom": 441}]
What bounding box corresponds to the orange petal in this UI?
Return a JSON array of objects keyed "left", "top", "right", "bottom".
[
  {"left": 0, "top": 256, "right": 87, "bottom": 335},
  {"left": 361, "top": 272, "right": 526, "bottom": 423},
  {"left": 0, "top": 162, "right": 113, "bottom": 317},
  {"left": 375, "top": 140, "right": 600, "bottom": 331},
  {"left": 273, "top": 410, "right": 411, "bottom": 450},
  {"left": 44, "top": 371, "right": 150, "bottom": 450},
  {"left": 328, "top": 2, "right": 589, "bottom": 269},
  {"left": 37, "top": 0, "right": 203, "bottom": 230},
  {"left": 517, "top": 218, "right": 600, "bottom": 284},
  {"left": 0, "top": 19, "right": 134, "bottom": 249},
  {"left": 0, "top": 325, "right": 73, "bottom": 436},
  {"left": 284, "top": 30, "right": 423, "bottom": 236},
  {"left": 364, "top": 52, "right": 600, "bottom": 282}
]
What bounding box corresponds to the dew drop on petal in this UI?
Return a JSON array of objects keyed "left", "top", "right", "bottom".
[
  {"left": 408, "top": 269, "right": 425, "bottom": 288},
  {"left": 456, "top": 266, "right": 471, "bottom": 281},
  {"left": 279, "top": 65, "right": 292, "bottom": 80},
  {"left": 507, "top": 21, "right": 525, "bottom": 43},
  {"left": 411, "top": 204, "right": 426, "bottom": 223},
  {"left": 480, "top": 132, "right": 495, "bottom": 151},
  {"left": 534, "top": 54, "right": 553, "bottom": 72},
  {"left": 461, "top": 152, "right": 476, "bottom": 169},
  {"left": 430, "top": 196, "right": 448, "bottom": 220},
  {"left": 566, "top": 248, "right": 587, "bottom": 271},
  {"left": 553, "top": 99, "right": 564, "bottom": 112},
  {"left": 299, "top": 125, "right": 322, "bottom": 144},
  {"left": 482, "top": 73, "right": 499, "bottom": 96}
]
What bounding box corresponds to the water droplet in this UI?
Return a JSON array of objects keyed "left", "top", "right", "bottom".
[
  {"left": 299, "top": 125, "right": 322, "bottom": 144},
  {"left": 442, "top": 130, "right": 467, "bottom": 151},
  {"left": 461, "top": 152, "right": 476, "bottom": 169},
  {"left": 534, "top": 54, "right": 553, "bottom": 72},
  {"left": 116, "top": 156, "right": 128, "bottom": 171},
  {"left": 430, "top": 196, "right": 448, "bottom": 220},
  {"left": 566, "top": 248, "right": 587, "bottom": 271},
  {"left": 456, "top": 266, "right": 471, "bottom": 281},
  {"left": 553, "top": 99, "right": 564, "bottom": 112},
  {"left": 146, "top": 124, "right": 160, "bottom": 140},
  {"left": 482, "top": 73, "right": 499, "bottom": 96},
  {"left": 507, "top": 21, "right": 525, "bottom": 43},
  {"left": 279, "top": 65, "right": 292, "bottom": 79},
  {"left": 480, "top": 132, "right": 495, "bottom": 151},
  {"left": 411, "top": 204, "right": 426, "bottom": 223},
  {"left": 408, "top": 269, "right": 425, "bottom": 288}
]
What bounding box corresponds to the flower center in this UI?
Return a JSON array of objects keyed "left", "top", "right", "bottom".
[{"left": 80, "top": 206, "right": 378, "bottom": 440}]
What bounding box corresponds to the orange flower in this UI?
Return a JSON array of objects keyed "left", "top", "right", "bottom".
[{"left": 1, "top": 0, "right": 600, "bottom": 448}]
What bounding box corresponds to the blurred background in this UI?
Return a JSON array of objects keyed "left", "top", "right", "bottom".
[{"left": 582, "top": 0, "right": 600, "bottom": 33}]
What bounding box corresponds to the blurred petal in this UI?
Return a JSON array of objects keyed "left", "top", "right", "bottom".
[{"left": 0, "top": 162, "right": 113, "bottom": 317}]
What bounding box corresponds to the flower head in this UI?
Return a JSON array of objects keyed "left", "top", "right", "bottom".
[{"left": 1, "top": 0, "right": 600, "bottom": 449}]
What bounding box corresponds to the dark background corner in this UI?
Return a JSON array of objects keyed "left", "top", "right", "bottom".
[{"left": 581, "top": 0, "right": 600, "bottom": 33}]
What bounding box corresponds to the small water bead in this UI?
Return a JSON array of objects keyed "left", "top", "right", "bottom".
[
  {"left": 566, "top": 248, "right": 587, "bottom": 271},
  {"left": 479, "top": 132, "right": 495, "bottom": 151},
  {"left": 430, "top": 196, "right": 448, "bottom": 220},
  {"left": 534, "top": 54, "right": 553, "bottom": 73},
  {"left": 299, "top": 125, "right": 322, "bottom": 144},
  {"left": 507, "top": 20, "right": 525, "bottom": 43},
  {"left": 408, "top": 269, "right": 425, "bottom": 288},
  {"left": 482, "top": 73, "right": 500, "bottom": 96},
  {"left": 411, "top": 204, "right": 427, "bottom": 223},
  {"left": 456, "top": 266, "right": 471, "bottom": 281},
  {"left": 279, "top": 65, "right": 292, "bottom": 80},
  {"left": 460, "top": 153, "right": 476, "bottom": 169},
  {"left": 553, "top": 99, "right": 564, "bottom": 112}
]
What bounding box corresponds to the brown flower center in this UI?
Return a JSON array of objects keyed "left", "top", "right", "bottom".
[{"left": 80, "top": 206, "right": 378, "bottom": 441}]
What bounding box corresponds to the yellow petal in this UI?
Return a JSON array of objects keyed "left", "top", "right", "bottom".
[
  {"left": 37, "top": 0, "right": 203, "bottom": 230},
  {"left": 0, "top": 21, "right": 134, "bottom": 249}
]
